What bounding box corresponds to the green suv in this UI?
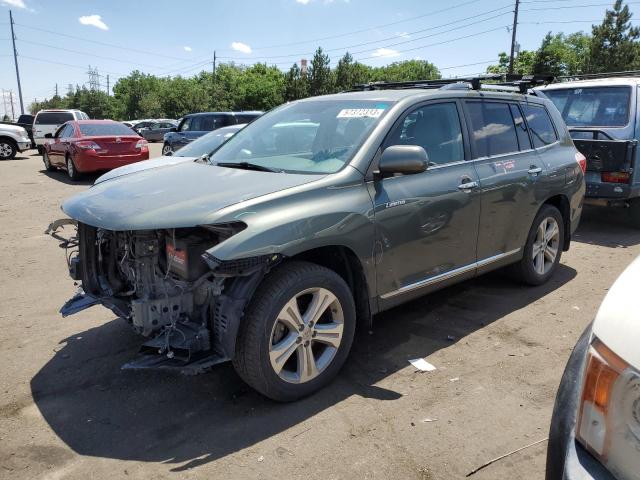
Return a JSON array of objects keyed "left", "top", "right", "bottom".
[{"left": 54, "top": 77, "right": 585, "bottom": 401}]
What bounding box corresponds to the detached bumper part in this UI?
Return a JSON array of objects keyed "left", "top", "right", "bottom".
[{"left": 60, "top": 290, "right": 100, "bottom": 317}]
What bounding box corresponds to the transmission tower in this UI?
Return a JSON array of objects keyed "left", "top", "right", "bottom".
[{"left": 87, "top": 65, "right": 102, "bottom": 91}]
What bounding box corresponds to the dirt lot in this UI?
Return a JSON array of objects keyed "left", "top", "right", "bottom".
[{"left": 1, "top": 145, "right": 639, "bottom": 480}]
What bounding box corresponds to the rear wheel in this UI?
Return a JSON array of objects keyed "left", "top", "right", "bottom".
[
  {"left": 66, "top": 155, "right": 81, "bottom": 181},
  {"left": 42, "top": 151, "right": 55, "bottom": 171},
  {"left": 627, "top": 199, "right": 640, "bottom": 228},
  {"left": 0, "top": 139, "right": 17, "bottom": 160},
  {"left": 511, "top": 204, "right": 564, "bottom": 286},
  {"left": 162, "top": 143, "right": 173, "bottom": 156},
  {"left": 233, "top": 261, "right": 356, "bottom": 402}
]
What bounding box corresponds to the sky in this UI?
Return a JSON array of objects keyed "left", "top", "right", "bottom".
[{"left": 0, "top": 0, "right": 639, "bottom": 116}]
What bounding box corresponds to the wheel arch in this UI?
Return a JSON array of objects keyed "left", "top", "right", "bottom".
[
  {"left": 0, "top": 135, "right": 18, "bottom": 148},
  {"left": 213, "top": 244, "right": 373, "bottom": 361},
  {"left": 543, "top": 194, "right": 571, "bottom": 251}
]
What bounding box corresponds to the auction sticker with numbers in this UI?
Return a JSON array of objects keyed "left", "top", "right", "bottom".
[{"left": 337, "top": 108, "right": 385, "bottom": 118}]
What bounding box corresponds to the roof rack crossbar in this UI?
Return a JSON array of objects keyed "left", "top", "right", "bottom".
[
  {"left": 350, "top": 74, "right": 554, "bottom": 94},
  {"left": 558, "top": 70, "right": 640, "bottom": 81}
]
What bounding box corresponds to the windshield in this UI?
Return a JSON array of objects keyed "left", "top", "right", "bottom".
[
  {"left": 175, "top": 125, "right": 244, "bottom": 157},
  {"left": 209, "top": 99, "right": 394, "bottom": 174},
  {"left": 79, "top": 123, "right": 137, "bottom": 136},
  {"left": 543, "top": 86, "right": 631, "bottom": 127}
]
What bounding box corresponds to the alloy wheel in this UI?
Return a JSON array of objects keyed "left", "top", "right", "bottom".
[
  {"left": 162, "top": 144, "right": 173, "bottom": 155},
  {"left": 532, "top": 217, "right": 560, "bottom": 275},
  {"left": 0, "top": 142, "right": 13, "bottom": 159},
  {"left": 269, "top": 287, "right": 344, "bottom": 384},
  {"left": 66, "top": 157, "right": 75, "bottom": 178}
]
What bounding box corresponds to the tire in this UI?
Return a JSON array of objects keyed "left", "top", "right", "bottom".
[
  {"left": 66, "top": 155, "right": 82, "bottom": 181},
  {"left": 233, "top": 261, "right": 356, "bottom": 402},
  {"left": 511, "top": 204, "right": 565, "bottom": 286},
  {"left": 0, "top": 139, "right": 17, "bottom": 160},
  {"left": 627, "top": 199, "right": 640, "bottom": 228},
  {"left": 42, "top": 151, "right": 55, "bottom": 171},
  {"left": 162, "top": 143, "right": 173, "bottom": 156}
]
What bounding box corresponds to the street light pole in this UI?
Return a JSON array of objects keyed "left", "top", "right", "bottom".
[{"left": 9, "top": 10, "right": 25, "bottom": 114}]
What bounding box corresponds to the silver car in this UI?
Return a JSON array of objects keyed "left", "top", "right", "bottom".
[{"left": 139, "top": 121, "right": 178, "bottom": 142}]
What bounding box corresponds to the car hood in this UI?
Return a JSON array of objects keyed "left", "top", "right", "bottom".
[
  {"left": 593, "top": 256, "right": 640, "bottom": 368},
  {"left": 1, "top": 124, "right": 27, "bottom": 135},
  {"left": 95, "top": 155, "right": 196, "bottom": 184},
  {"left": 62, "top": 161, "right": 323, "bottom": 231}
]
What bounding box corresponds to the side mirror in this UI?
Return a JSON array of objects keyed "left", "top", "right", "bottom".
[
  {"left": 44, "top": 133, "right": 53, "bottom": 139},
  {"left": 377, "top": 145, "right": 428, "bottom": 177}
]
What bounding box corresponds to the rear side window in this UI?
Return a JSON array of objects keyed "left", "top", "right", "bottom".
[
  {"left": 510, "top": 104, "right": 531, "bottom": 150},
  {"left": 78, "top": 123, "right": 136, "bottom": 136},
  {"left": 522, "top": 104, "right": 557, "bottom": 148},
  {"left": 465, "top": 101, "right": 519, "bottom": 158},
  {"left": 36, "top": 112, "right": 74, "bottom": 125},
  {"left": 235, "top": 114, "right": 260, "bottom": 124},
  {"left": 387, "top": 102, "right": 464, "bottom": 165}
]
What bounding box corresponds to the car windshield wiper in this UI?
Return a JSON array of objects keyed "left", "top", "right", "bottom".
[{"left": 215, "top": 161, "right": 280, "bottom": 173}]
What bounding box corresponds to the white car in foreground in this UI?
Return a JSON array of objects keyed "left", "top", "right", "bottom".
[
  {"left": 547, "top": 257, "right": 640, "bottom": 480},
  {"left": 0, "top": 123, "right": 31, "bottom": 160}
]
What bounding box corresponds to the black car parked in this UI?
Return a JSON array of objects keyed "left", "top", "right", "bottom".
[{"left": 162, "top": 111, "right": 262, "bottom": 155}]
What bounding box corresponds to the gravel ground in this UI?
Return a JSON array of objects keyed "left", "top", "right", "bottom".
[{"left": 1, "top": 145, "right": 639, "bottom": 480}]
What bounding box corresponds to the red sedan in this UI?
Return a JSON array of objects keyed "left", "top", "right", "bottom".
[{"left": 42, "top": 120, "right": 149, "bottom": 181}]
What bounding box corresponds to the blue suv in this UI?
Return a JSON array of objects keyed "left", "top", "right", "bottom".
[{"left": 162, "top": 111, "right": 262, "bottom": 155}]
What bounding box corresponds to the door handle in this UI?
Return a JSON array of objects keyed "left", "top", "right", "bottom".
[
  {"left": 458, "top": 181, "right": 479, "bottom": 191},
  {"left": 528, "top": 166, "right": 543, "bottom": 175}
]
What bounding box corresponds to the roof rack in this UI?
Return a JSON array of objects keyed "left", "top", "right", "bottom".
[
  {"left": 558, "top": 70, "right": 640, "bottom": 81},
  {"left": 350, "top": 74, "right": 555, "bottom": 94}
]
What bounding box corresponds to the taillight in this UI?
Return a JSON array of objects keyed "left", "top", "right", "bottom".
[
  {"left": 601, "top": 171, "right": 630, "bottom": 184},
  {"left": 135, "top": 139, "right": 148, "bottom": 150},
  {"left": 575, "top": 151, "right": 587, "bottom": 174},
  {"left": 76, "top": 141, "right": 101, "bottom": 150}
]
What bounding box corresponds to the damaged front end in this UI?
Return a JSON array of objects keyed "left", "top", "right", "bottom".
[{"left": 47, "top": 219, "right": 280, "bottom": 374}]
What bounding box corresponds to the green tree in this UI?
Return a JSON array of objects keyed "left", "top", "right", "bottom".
[
  {"left": 589, "top": 0, "right": 640, "bottom": 72},
  {"left": 235, "top": 63, "right": 285, "bottom": 110},
  {"left": 487, "top": 51, "right": 536, "bottom": 75},
  {"left": 309, "top": 47, "right": 333, "bottom": 96},
  {"left": 284, "top": 63, "right": 308, "bottom": 101},
  {"left": 370, "top": 60, "right": 440, "bottom": 82},
  {"left": 334, "top": 52, "right": 370, "bottom": 91}
]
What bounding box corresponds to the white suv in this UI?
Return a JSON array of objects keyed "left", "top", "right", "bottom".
[{"left": 33, "top": 109, "right": 88, "bottom": 152}]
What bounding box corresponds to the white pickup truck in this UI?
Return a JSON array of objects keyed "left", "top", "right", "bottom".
[{"left": 0, "top": 123, "right": 31, "bottom": 160}]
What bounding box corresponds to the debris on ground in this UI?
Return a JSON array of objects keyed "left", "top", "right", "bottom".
[{"left": 409, "top": 358, "right": 436, "bottom": 372}]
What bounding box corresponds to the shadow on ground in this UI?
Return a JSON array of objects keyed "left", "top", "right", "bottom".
[
  {"left": 573, "top": 205, "right": 640, "bottom": 248},
  {"left": 31, "top": 262, "right": 576, "bottom": 471},
  {"left": 39, "top": 169, "right": 99, "bottom": 186}
]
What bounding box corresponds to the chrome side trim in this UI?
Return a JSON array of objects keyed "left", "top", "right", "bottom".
[{"left": 380, "top": 248, "right": 521, "bottom": 300}]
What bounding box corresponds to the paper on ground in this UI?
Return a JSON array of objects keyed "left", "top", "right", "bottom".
[{"left": 409, "top": 358, "right": 437, "bottom": 372}]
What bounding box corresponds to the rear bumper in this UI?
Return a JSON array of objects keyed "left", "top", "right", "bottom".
[
  {"left": 585, "top": 179, "right": 640, "bottom": 204},
  {"left": 75, "top": 151, "right": 150, "bottom": 172}
]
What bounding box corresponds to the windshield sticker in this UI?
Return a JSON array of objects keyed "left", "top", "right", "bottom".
[{"left": 337, "top": 108, "right": 385, "bottom": 119}]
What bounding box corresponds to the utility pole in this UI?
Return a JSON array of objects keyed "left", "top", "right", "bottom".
[
  {"left": 55, "top": 83, "right": 58, "bottom": 97},
  {"left": 106, "top": 74, "right": 110, "bottom": 96},
  {"left": 9, "top": 90, "right": 15, "bottom": 119},
  {"left": 9, "top": 10, "right": 25, "bottom": 114},
  {"left": 508, "top": 0, "right": 520, "bottom": 75}
]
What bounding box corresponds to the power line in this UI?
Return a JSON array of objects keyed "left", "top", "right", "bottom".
[
  {"left": 16, "top": 38, "right": 169, "bottom": 70},
  {"left": 520, "top": 1, "right": 640, "bottom": 11},
  {"left": 216, "top": 10, "right": 513, "bottom": 61},
  {"left": 227, "top": 0, "right": 488, "bottom": 52},
  {"left": 13, "top": 22, "right": 188, "bottom": 61},
  {"left": 18, "top": 55, "right": 127, "bottom": 76}
]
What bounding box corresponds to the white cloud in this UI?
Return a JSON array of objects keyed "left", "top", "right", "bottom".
[
  {"left": 231, "top": 41, "right": 252, "bottom": 54},
  {"left": 1, "top": 0, "right": 26, "bottom": 8},
  {"left": 78, "top": 15, "right": 108, "bottom": 31},
  {"left": 295, "top": 0, "right": 311, "bottom": 3},
  {"left": 371, "top": 48, "right": 401, "bottom": 58},
  {"left": 296, "top": 0, "right": 349, "bottom": 4},
  {"left": 396, "top": 31, "right": 411, "bottom": 39},
  {"left": 183, "top": 46, "right": 192, "bottom": 52}
]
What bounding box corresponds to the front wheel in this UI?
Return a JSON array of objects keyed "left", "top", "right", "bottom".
[
  {"left": 162, "top": 143, "right": 173, "bottom": 156},
  {"left": 42, "top": 151, "right": 55, "bottom": 171},
  {"left": 233, "top": 261, "right": 356, "bottom": 402},
  {"left": 511, "top": 204, "right": 564, "bottom": 286},
  {"left": 0, "top": 139, "right": 17, "bottom": 160}
]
